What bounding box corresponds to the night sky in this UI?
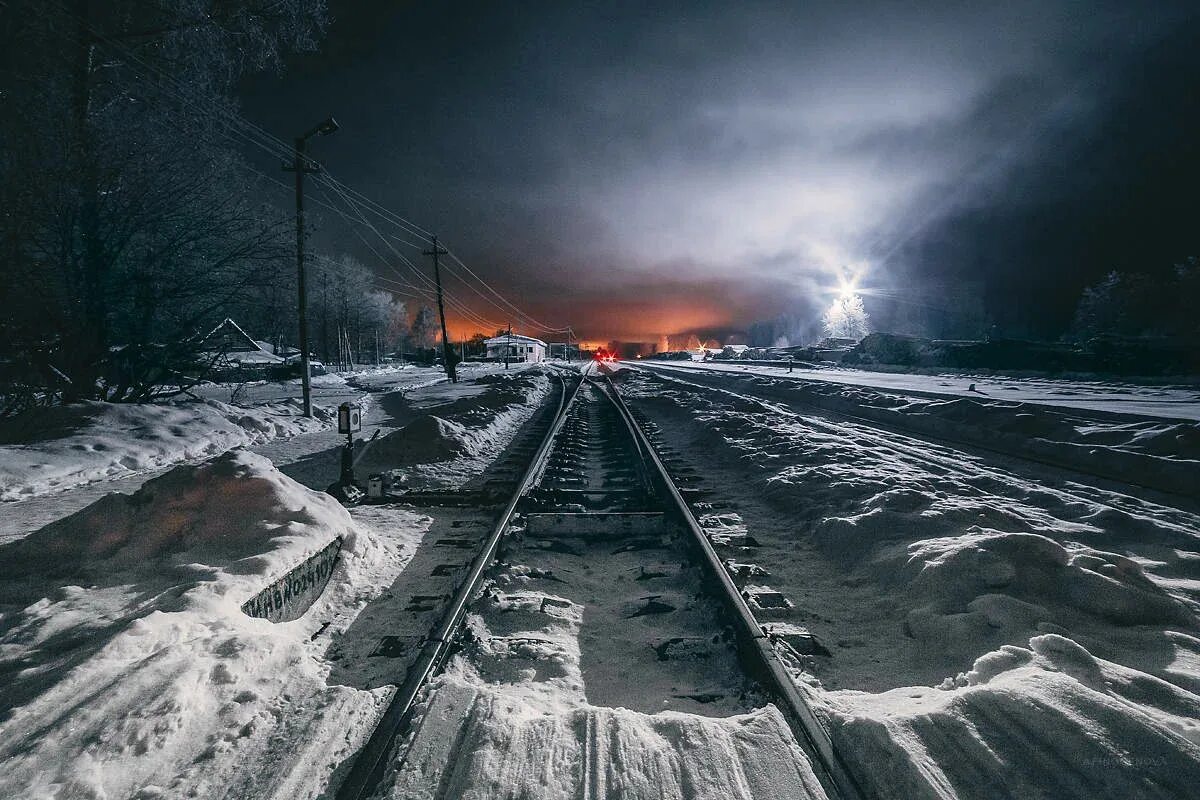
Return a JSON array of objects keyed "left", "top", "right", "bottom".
[{"left": 239, "top": 1, "right": 1200, "bottom": 344}]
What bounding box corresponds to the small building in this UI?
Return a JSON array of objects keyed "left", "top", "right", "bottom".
[
  {"left": 485, "top": 334, "right": 547, "bottom": 363},
  {"left": 199, "top": 319, "right": 284, "bottom": 371}
]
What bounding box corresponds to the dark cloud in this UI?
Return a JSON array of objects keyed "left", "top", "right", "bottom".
[{"left": 240, "top": 0, "right": 1200, "bottom": 341}]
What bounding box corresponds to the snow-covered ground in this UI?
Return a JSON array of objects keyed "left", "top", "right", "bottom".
[
  {"left": 637, "top": 361, "right": 1200, "bottom": 497},
  {"left": 643, "top": 359, "right": 1200, "bottom": 421},
  {"left": 0, "top": 364, "right": 559, "bottom": 798},
  {"left": 616, "top": 365, "right": 1200, "bottom": 797},
  {"left": 0, "top": 450, "right": 425, "bottom": 799},
  {"left": 0, "top": 398, "right": 334, "bottom": 502},
  {"left": 0, "top": 365, "right": 459, "bottom": 543},
  {"left": 4, "top": 358, "right": 1198, "bottom": 798}
]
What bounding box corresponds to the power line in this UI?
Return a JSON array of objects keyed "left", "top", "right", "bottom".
[{"left": 31, "top": 0, "right": 567, "bottom": 338}]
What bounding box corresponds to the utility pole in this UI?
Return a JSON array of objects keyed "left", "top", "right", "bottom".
[
  {"left": 283, "top": 116, "right": 339, "bottom": 416},
  {"left": 423, "top": 235, "right": 456, "bottom": 383},
  {"left": 505, "top": 323, "right": 512, "bottom": 370}
]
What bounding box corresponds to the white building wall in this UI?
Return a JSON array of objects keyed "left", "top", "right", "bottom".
[{"left": 485, "top": 337, "right": 546, "bottom": 362}]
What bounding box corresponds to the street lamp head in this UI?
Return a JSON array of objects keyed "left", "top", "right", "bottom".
[{"left": 302, "top": 116, "right": 340, "bottom": 140}]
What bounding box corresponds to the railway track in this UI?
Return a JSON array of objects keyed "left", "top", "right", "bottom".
[{"left": 335, "top": 364, "right": 864, "bottom": 800}]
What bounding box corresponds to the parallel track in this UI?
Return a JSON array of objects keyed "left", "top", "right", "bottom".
[
  {"left": 335, "top": 364, "right": 865, "bottom": 800},
  {"left": 634, "top": 362, "right": 1200, "bottom": 527},
  {"left": 635, "top": 361, "right": 1199, "bottom": 507}
]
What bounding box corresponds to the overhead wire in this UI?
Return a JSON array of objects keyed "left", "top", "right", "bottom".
[{"left": 31, "top": 0, "right": 568, "bottom": 338}]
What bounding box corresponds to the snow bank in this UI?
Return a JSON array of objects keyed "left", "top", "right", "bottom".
[
  {"left": 826, "top": 634, "right": 1200, "bottom": 799},
  {"left": 0, "top": 450, "right": 405, "bottom": 799},
  {"left": 0, "top": 398, "right": 335, "bottom": 500},
  {"left": 387, "top": 586, "right": 827, "bottom": 799},
  {"left": 358, "top": 368, "right": 554, "bottom": 488}
]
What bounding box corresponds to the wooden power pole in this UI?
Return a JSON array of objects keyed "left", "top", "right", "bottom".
[
  {"left": 423, "top": 235, "right": 457, "bottom": 383},
  {"left": 283, "top": 117, "right": 338, "bottom": 416}
]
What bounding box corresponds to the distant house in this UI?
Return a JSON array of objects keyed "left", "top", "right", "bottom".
[
  {"left": 199, "top": 319, "right": 284, "bottom": 370},
  {"left": 485, "top": 334, "right": 547, "bottom": 363}
]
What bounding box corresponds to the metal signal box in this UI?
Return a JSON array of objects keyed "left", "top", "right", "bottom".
[{"left": 338, "top": 402, "right": 362, "bottom": 433}]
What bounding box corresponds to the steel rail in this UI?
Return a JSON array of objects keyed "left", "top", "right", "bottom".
[
  {"left": 599, "top": 374, "right": 868, "bottom": 800},
  {"left": 335, "top": 368, "right": 587, "bottom": 800}
]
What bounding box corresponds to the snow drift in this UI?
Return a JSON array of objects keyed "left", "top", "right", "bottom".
[
  {"left": 358, "top": 368, "right": 553, "bottom": 488},
  {"left": 387, "top": 583, "right": 827, "bottom": 799},
  {"left": 0, "top": 449, "right": 396, "bottom": 799},
  {"left": 0, "top": 398, "right": 334, "bottom": 500},
  {"left": 620, "top": 368, "right": 1200, "bottom": 798},
  {"left": 826, "top": 634, "right": 1200, "bottom": 799}
]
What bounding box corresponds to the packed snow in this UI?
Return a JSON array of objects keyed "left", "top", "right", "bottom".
[
  {"left": 644, "top": 360, "right": 1200, "bottom": 421},
  {"left": 0, "top": 449, "right": 431, "bottom": 799},
  {"left": 637, "top": 361, "right": 1200, "bottom": 497},
  {"left": 617, "top": 364, "right": 1200, "bottom": 797},
  {"left": 0, "top": 398, "right": 335, "bottom": 501},
  {"left": 388, "top": 584, "right": 827, "bottom": 799}
]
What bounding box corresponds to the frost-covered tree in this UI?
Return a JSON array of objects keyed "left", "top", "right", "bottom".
[
  {"left": 1072, "top": 261, "right": 1200, "bottom": 344},
  {"left": 823, "top": 294, "right": 870, "bottom": 340},
  {"left": 409, "top": 306, "right": 439, "bottom": 349}
]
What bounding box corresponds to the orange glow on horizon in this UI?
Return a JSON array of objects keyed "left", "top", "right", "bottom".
[{"left": 427, "top": 279, "right": 768, "bottom": 345}]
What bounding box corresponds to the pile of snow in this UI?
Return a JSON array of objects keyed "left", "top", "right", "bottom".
[
  {"left": 358, "top": 369, "right": 553, "bottom": 488},
  {"left": 0, "top": 398, "right": 335, "bottom": 500},
  {"left": 387, "top": 585, "right": 826, "bottom": 799},
  {"left": 366, "top": 415, "right": 475, "bottom": 464},
  {"left": 825, "top": 634, "right": 1200, "bottom": 798},
  {"left": 0, "top": 450, "right": 407, "bottom": 799}
]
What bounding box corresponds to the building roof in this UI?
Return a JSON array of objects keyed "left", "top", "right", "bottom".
[
  {"left": 199, "top": 318, "right": 261, "bottom": 352},
  {"left": 224, "top": 349, "right": 284, "bottom": 365},
  {"left": 484, "top": 334, "right": 547, "bottom": 347}
]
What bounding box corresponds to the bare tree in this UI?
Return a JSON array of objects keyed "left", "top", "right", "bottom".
[{"left": 0, "top": 0, "right": 328, "bottom": 405}]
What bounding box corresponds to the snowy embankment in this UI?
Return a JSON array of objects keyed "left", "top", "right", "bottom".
[
  {"left": 641, "top": 364, "right": 1200, "bottom": 496},
  {"left": 824, "top": 634, "right": 1200, "bottom": 799},
  {"left": 0, "top": 449, "right": 425, "bottom": 799},
  {"left": 617, "top": 367, "right": 1200, "bottom": 798},
  {"left": 0, "top": 398, "right": 336, "bottom": 501},
  {"left": 357, "top": 368, "right": 554, "bottom": 489}
]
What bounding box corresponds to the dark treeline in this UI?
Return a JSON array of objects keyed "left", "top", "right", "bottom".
[
  {"left": 1071, "top": 257, "right": 1199, "bottom": 344},
  {"left": 0, "top": 1, "right": 418, "bottom": 411}
]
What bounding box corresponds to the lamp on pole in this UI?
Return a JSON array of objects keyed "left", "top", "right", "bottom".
[{"left": 284, "top": 116, "right": 339, "bottom": 417}]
